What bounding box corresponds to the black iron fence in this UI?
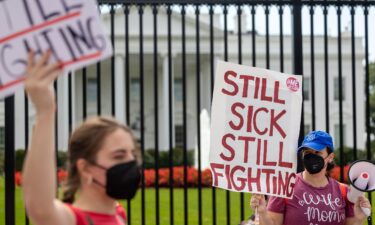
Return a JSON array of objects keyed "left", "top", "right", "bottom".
[{"left": 2, "top": 0, "right": 375, "bottom": 225}]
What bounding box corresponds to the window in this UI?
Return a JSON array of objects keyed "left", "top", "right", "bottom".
[
  {"left": 303, "top": 77, "right": 310, "bottom": 101},
  {"left": 87, "top": 78, "right": 97, "bottom": 103},
  {"left": 304, "top": 124, "right": 311, "bottom": 135},
  {"left": 0, "top": 127, "right": 4, "bottom": 150},
  {"left": 334, "top": 77, "right": 346, "bottom": 101},
  {"left": 334, "top": 124, "right": 346, "bottom": 148},
  {"left": 174, "top": 78, "right": 183, "bottom": 102},
  {"left": 131, "top": 78, "right": 140, "bottom": 101},
  {"left": 175, "top": 125, "right": 184, "bottom": 148},
  {"left": 86, "top": 78, "right": 97, "bottom": 115}
]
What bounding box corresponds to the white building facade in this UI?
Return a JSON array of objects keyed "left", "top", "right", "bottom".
[{"left": 2, "top": 7, "right": 366, "bottom": 153}]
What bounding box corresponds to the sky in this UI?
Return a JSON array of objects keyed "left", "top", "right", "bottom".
[
  {"left": 204, "top": 5, "right": 375, "bottom": 61},
  {"left": 100, "top": 4, "right": 375, "bottom": 61}
]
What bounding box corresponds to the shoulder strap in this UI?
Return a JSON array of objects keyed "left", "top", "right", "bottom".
[{"left": 338, "top": 182, "right": 348, "bottom": 200}]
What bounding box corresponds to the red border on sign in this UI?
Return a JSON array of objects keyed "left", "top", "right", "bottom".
[
  {"left": 0, "top": 51, "right": 102, "bottom": 91},
  {"left": 0, "top": 11, "right": 81, "bottom": 44}
]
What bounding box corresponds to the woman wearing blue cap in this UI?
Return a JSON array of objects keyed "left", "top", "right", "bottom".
[{"left": 250, "top": 130, "right": 371, "bottom": 225}]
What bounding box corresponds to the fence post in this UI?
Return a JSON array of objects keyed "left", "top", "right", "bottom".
[
  {"left": 292, "top": 0, "right": 304, "bottom": 172},
  {"left": 5, "top": 96, "right": 15, "bottom": 225}
]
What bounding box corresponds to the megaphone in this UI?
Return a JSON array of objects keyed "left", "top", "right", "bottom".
[{"left": 347, "top": 160, "right": 375, "bottom": 217}]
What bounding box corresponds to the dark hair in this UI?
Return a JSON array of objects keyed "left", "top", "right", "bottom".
[
  {"left": 326, "top": 160, "right": 336, "bottom": 174},
  {"left": 325, "top": 147, "right": 335, "bottom": 174},
  {"left": 62, "top": 116, "right": 140, "bottom": 203}
]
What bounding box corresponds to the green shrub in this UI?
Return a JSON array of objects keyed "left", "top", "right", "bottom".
[
  {"left": 143, "top": 148, "right": 195, "bottom": 169},
  {"left": 15, "top": 150, "right": 26, "bottom": 171},
  {"left": 333, "top": 146, "right": 369, "bottom": 166},
  {"left": 57, "top": 151, "right": 68, "bottom": 168},
  {"left": 1, "top": 148, "right": 194, "bottom": 172},
  {"left": 13, "top": 149, "right": 68, "bottom": 172}
]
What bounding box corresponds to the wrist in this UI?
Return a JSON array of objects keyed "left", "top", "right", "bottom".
[
  {"left": 33, "top": 99, "right": 56, "bottom": 117},
  {"left": 352, "top": 216, "right": 365, "bottom": 225},
  {"left": 356, "top": 217, "right": 365, "bottom": 223},
  {"left": 35, "top": 109, "right": 55, "bottom": 122}
]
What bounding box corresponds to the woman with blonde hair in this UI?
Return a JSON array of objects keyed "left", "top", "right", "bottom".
[{"left": 22, "top": 50, "right": 141, "bottom": 225}]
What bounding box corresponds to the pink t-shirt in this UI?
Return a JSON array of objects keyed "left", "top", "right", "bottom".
[
  {"left": 66, "top": 203, "right": 127, "bottom": 225},
  {"left": 267, "top": 173, "right": 354, "bottom": 225}
]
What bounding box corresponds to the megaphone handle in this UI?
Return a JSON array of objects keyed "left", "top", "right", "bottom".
[{"left": 361, "top": 206, "right": 371, "bottom": 217}]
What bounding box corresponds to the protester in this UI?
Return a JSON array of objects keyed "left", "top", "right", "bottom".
[
  {"left": 22, "top": 50, "right": 141, "bottom": 225},
  {"left": 250, "top": 130, "right": 371, "bottom": 225}
]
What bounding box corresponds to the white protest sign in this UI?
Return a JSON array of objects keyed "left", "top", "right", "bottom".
[
  {"left": 209, "top": 61, "right": 302, "bottom": 199},
  {"left": 0, "top": 0, "right": 112, "bottom": 99}
]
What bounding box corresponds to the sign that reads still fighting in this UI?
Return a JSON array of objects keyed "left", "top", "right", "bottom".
[
  {"left": 0, "top": 0, "right": 112, "bottom": 98},
  {"left": 209, "top": 61, "right": 303, "bottom": 199}
]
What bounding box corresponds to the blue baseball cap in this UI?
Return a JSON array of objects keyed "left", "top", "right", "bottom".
[{"left": 297, "top": 130, "right": 334, "bottom": 153}]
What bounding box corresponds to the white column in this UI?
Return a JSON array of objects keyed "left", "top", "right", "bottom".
[
  {"left": 57, "top": 74, "right": 69, "bottom": 151},
  {"left": 14, "top": 89, "right": 25, "bottom": 150},
  {"left": 159, "top": 54, "right": 174, "bottom": 151},
  {"left": 115, "top": 55, "right": 126, "bottom": 124},
  {"left": 204, "top": 55, "right": 221, "bottom": 117},
  {"left": 234, "top": 14, "right": 248, "bottom": 34},
  {"left": 72, "top": 70, "right": 79, "bottom": 127},
  {"left": 201, "top": 58, "right": 211, "bottom": 113}
]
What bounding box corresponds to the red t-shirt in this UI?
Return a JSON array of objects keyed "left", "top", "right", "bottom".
[
  {"left": 66, "top": 203, "right": 127, "bottom": 225},
  {"left": 267, "top": 173, "right": 354, "bottom": 225}
]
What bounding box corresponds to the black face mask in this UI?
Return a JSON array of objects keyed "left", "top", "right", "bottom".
[
  {"left": 92, "top": 160, "right": 141, "bottom": 200},
  {"left": 303, "top": 153, "right": 327, "bottom": 174}
]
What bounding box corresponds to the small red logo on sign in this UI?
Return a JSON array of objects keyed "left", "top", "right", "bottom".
[{"left": 286, "top": 77, "right": 300, "bottom": 92}]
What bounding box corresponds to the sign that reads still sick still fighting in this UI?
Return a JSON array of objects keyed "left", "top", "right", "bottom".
[
  {"left": 209, "top": 61, "right": 302, "bottom": 199},
  {"left": 0, "top": 0, "right": 112, "bottom": 98}
]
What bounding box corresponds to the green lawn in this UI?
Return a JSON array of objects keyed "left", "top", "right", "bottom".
[
  {"left": 0, "top": 177, "right": 252, "bottom": 225},
  {"left": 1, "top": 176, "right": 374, "bottom": 225}
]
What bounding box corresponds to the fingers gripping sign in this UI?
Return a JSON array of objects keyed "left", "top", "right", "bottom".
[
  {"left": 25, "top": 49, "right": 62, "bottom": 115},
  {"left": 250, "top": 194, "right": 267, "bottom": 225}
]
